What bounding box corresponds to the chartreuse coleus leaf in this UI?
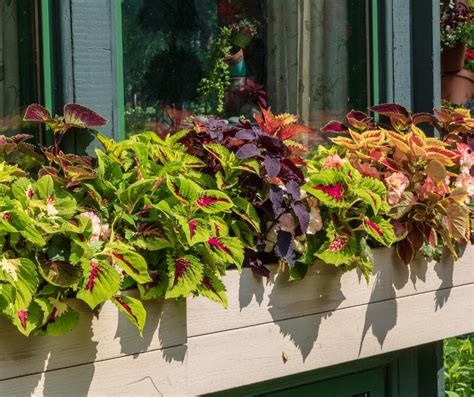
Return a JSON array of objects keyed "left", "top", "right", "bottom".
[
  {"left": 118, "top": 179, "right": 155, "bottom": 213},
  {"left": 303, "top": 169, "right": 351, "bottom": 208},
  {"left": 113, "top": 295, "right": 146, "bottom": 336},
  {"left": 137, "top": 270, "right": 168, "bottom": 301},
  {"left": 166, "top": 175, "right": 202, "bottom": 203},
  {"left": 207, "top": 236, "right": 244, "bottom": 269},
  {"left": 196, "top": 269, "right": 228, "bottom": 308},
  {"left": 231, "top": 196, "right": 260, "bottom": 232},
  {"left": 350, "top": 177, "right": 387, "bottom": 215},
  {"left": 175, "top": 216, "right": 210, "bottom": 245},
  {"left": 37, "top": 258, "right": 83, "bottom": 288},
  {"left": 362, "top": 216, "right": 396, "bottom": 247},
  {"left": 196, "top": 190, "right": 233, "bottom": 214},
  {"left": 106, "top": 241, "right": 152, "bottom": 284},
  {"left": 0, "top": 257, "right": 40, "bottom": 310},
  {"left": 77, "top": 259, "right": 122, "bottom": 309},
  {"left": 165, "top": 254, "right": 204, "bottom": 299},
  {"left": 7, "top": 210, "right": 46, "bottom": 246},
  {"left": 35, "top": 297, "right": 80, "bottom": 336},
  {"left": 10, "top": 301, "right": 43, "bottom": 336},
  {"left": 315, "top": 223, "right": 358, "bottom": 266}
]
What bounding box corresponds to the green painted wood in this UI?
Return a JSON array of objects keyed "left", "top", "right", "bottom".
[
  {"left": 112, "top": 0, "right": 125, "bottom": 141},
  {"left": 260, "top": 368, "right": 385, "bottom": 397},
  {"left": 40, "top": 0, "right": 54, "bottom": 146},
  {"left": 371, "top": 0, "right": 380, "bottom": 107}
]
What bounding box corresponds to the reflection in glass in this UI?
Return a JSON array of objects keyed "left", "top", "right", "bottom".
[{"left": 122, "top": 0, "right": 368, "bottom": 140}]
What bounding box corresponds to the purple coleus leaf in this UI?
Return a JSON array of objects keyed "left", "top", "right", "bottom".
[
  {"left": 313, "top": 183, "right": 344, "bottom": 200},
  {"left": 236, "top": 143, "right": 260, "bottom": 159},
  {"left": 285, "top": 180, "right": 301, "bottom": 201},
  {"left": 63, "top": 104, "right": 108, "bottom": 128},
  {"left": 275, "top": 230, "right": 295, "bottom": 266},
  {"left": 208, "top": 238, "right": 231, "bottom": 254},
  {"left": 364, "top": 219, "right": 383, "bottom": 236},
  {"left": 321, "top": 120, "right": 348, "bottom": 133},
  {"left": 269, "top": 185, "right": 285, "bottom": 215},
  {"left": 23, "top": 104, "right": 51, "bottom": 123},
  {"left": 235, "top": 127, "right": 260, "bottom": 140},
  {"left": 291, "top": 202, "right": 309, "bottom": 234},
  {"left": 264, "top": 156, "right": 281, "bottom": 179}
]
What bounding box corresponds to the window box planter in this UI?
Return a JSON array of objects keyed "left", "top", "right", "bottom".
[{"left": 1, "top": 246, "right": 472, "bottom": 395}]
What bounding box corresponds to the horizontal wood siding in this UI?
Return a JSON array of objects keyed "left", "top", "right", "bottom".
[
  {"left": 0, "top": 246, "right": 472, "bottom": 396},
  {"left": 187, "top": 247, "right": 473, "bottom": 337}
]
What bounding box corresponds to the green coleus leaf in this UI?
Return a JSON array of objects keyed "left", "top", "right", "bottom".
[
  {"left": 166, "top": 175, "right": 202, "bottom": 203},
  {"left": 176, "top": 216, "right": 210, "bottom": 245},
  {"left": 37, "top": 258, "right": 83, "bottom": 288},
  {"left": 0, "top": 257, "right": 40, "bottom": 310},
  {"left": 113, "top": 295, "right": 147, "bottom": 336},
  {"left": 11, "top": 301, "right": 43, "bottom": 337},
  {"left": 350, "top": 177, "right": 387, "bottom": 215},
  {"left": 362, "top": 216, "right": 396, "bottom": 247},
  {"left": 196, "top": 269, "right": 228, "bottom": 308},
  {"left": 165, "top": 254, "right": 204, "bottom": 299},
  {"left": 118, "top": 179, "right": 155, "bottom": 213},
  {"left": 207, "top": 236, "right": 244, "bottom": 269},
  {"left": 36, "top": 175, "right": 54, "bottom": 200},
  {"left": 35, "top": 297, "right": 80, "bottom": 336},
  {"left": 315, "top": 224, "right": 358, "bottom": 266},
  {"left": 107, "top": 241, "right": 152, "bottom": 284},
  {"left": 77, "top": 259, "right": 122, "bottom": 309},
  {"left": 96, "top": 149, "right": 123, "bottom": 182},
  {"left": 196, "top": 190, "right": 233, "bottom": 214},
  {"left": 137, "top": 270, "right": 168, "bottom": 300},
  {"left": 231, "top": 196, "right": 261, "bottom": 232},
  {"left": 8, "top": 210, "right": 46, "bottom": 246}
]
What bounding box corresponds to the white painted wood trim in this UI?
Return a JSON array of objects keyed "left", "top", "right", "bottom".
[{"left": 187, "top": 245, "right": 474, "bottom": 337}]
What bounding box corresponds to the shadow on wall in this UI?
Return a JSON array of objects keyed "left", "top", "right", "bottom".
[{"left": 0, "top": 297, "right": 187, "bottom": 395}]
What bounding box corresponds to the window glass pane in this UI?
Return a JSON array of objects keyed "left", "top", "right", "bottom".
[
  {"left": 0, "top": 0, "right": 42, "bottom": 139},
  {"left": 122, "top": 0, "right": 368, "bottom": 141}
]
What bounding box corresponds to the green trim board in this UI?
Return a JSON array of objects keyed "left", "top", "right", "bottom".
[
  {"left": 371, "top": 0, "right": 380, "bottom": 107},
  {"left": 114, "top": 0, "right": 126, "bottom": 141},
  {"left": 40, "top": 0, "right": 54, "bottom": 146}
]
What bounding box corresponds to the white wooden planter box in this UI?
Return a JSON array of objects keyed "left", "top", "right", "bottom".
[{"left": 0, "top": 246, "right": 473, "bottom": 396}]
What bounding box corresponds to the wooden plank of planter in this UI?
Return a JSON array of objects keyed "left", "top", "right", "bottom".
[
  {"left": 187, "top": 283, "right": 474, "bottom": 395},
  {"left": 0, "top": 296, "right": 186, "bottom": 381},
  {"left": 187, "top": 246, "right": 474, "bottom": 337},
  {"left": 0, "top": 344, "right": 187, "bottom": 396}
]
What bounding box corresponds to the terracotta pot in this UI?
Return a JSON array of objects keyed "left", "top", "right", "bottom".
[
  {"left": 441, "top": 68, "right": 474, "bottom": 105},
  {"left": 224, "top": 49, "right": 244, "bottom": 66},
  {"left": 441, "top": 43, "right": 466, "bottom": 73}
]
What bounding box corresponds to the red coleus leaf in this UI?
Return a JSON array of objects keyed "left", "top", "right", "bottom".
[
  {"left": 23, "top": 104, "right": 51, "bottom": 123},
  {"left": 312, "top": 184, "right": 344, "bottom": 200},
  {"left": 321, "top": 120, "right": 348, "bottom": 133},
  {"left": 369, "top": 103, "right": 409, "bottom": 118},
  {"left": 396, "top": 240, "right": 416, "bottom": 265},
  {"left": 63, "top": 104, "right": 108, "bottom": 128}
]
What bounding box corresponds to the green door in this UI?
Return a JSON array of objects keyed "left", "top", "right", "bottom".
[{"left": 259, "top": 368, "right": 385, "bottom": 397}]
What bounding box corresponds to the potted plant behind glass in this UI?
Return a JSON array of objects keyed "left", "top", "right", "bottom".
[{"left": 440, "top": 0, "right": 473, "bottom": 73}]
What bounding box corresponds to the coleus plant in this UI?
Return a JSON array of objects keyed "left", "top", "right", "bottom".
[{"left": 323, "top": 103, "right": 472, "bottom": 264}]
